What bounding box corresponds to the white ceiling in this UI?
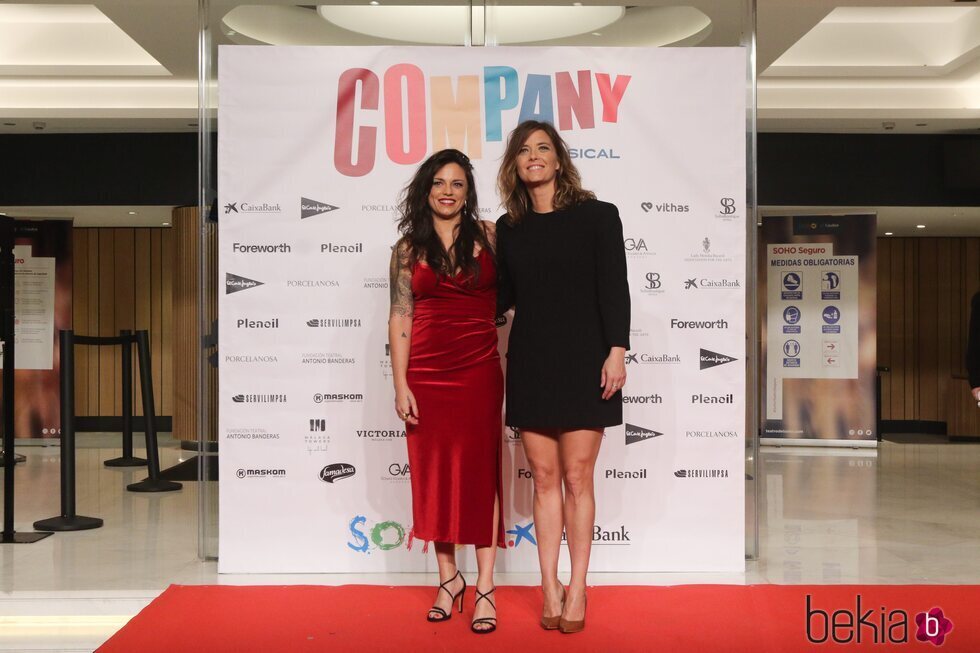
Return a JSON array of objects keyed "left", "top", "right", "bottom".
[{"left": 2, "top": 1, "right": 980, "bottom": 232}]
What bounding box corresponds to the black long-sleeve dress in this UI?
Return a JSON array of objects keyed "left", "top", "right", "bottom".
[{"left": 496, "top": 198, "right": 631, "bottom": 429}]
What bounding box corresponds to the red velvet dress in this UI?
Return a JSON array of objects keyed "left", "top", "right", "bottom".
[{"left": 406, "top": 248, "right": 505, "bottom": 548}]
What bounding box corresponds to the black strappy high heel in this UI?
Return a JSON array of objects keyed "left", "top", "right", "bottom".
[
  {"left": 427, "top": 570, "right": 466, "bottom": 622},
  {"left": 471, "top": 587, "right": 497, "bottom": 634}
]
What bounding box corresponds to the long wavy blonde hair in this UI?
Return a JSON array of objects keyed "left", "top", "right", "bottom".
[{"left": 497, "top": 120, "right": 595, "bottom": 224}]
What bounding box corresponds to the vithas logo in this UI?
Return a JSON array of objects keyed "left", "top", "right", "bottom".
[
  {"left": 226, "top": 273, "right": 263, "bottom": 294},
  {"left": 625, "top": 423, "right": 662, "bottom": 445},
  {"left": 301, "top": 197, "right": 339, "bottom": 219},
  {"left": 700, "top": 348, "right": 737, "bottom": 370}
]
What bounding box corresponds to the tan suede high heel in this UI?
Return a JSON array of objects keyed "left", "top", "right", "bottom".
[
  {"left": 540, "top": 585, "right": 566, "bottom": 630},
  {"left": 558, "top": 594, "right": 586, "bottom": 634}
]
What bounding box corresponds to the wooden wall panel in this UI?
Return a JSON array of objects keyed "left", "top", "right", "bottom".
[
  {"left": 71, "top": 227, "right": 174, "bottom": 420},
  {"left": 877, "top": 237, "right": 980, "bottom": 436}
]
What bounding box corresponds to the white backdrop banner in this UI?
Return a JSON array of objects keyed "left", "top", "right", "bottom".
[{"left": 218, "top": 45, "right": 746, "bottom": 573}]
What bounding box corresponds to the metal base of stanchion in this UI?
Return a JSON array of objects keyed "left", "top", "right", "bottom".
[
  {"left": 32, "top": 515, "right": 103, "bottom": 531},
  {"left": 104, "top": 456, "right": 147, "bottom": 467},
  {"left": 0, "top": 531, "right": 53, "bottom": 543},
  {"left": 127, "top": 478, "right": 182, "bottom": 493},
  {"left": 0, "top": 450, "right": 25, "bottom": 464}
]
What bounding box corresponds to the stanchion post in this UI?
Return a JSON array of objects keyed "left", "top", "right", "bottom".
[
  {"left": 33, "top": 330, "right": 102, "bottom": 531},
  {"left": 127, "top": 330, "right": 181, "bottom": 493},
  {"left": 104, "top": 329, "right": 146, "bottom": 467}
]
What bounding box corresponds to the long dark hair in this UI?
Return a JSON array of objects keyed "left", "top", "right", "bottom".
[
  {"left": 397, "top": 148, "right": 491, "bottom": 282},
  {"left": 497, "top": 120, "right": 595, "bottom": 224}
]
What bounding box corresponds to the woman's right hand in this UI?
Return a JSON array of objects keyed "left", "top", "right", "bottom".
[{"left": 395, "top": 386, "right": 420, "bottom": 425}]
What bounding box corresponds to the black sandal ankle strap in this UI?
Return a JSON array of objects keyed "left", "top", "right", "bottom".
[
  {"left": 474, "top": 586, "right": 496, "bottom": 609},
  {"left": 437, "top": 570, "right": 462, "bottom": 600}
]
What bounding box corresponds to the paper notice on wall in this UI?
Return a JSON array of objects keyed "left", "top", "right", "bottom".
[
  {"left": 0, "top": 245, "right": 56, "bottom": 370},
  {"left": 766, "top": 243, "right": 859, "bottom": 420}
]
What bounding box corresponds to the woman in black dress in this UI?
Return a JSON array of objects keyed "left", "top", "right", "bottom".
[{"left": 495, "top": 120, "right": 630, "bottom": 634}]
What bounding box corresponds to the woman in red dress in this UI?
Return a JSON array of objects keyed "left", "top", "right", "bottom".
[{"left": 388, "top": 149, "right": 504, "bottom": 634}]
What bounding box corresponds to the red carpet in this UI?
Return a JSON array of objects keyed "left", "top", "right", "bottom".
[{"left": 98, "top": 584, "right": 978, "bottom": 652}]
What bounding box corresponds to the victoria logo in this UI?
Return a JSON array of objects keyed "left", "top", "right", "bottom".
[
  {"left": 226, "top": 273, "right": 263, "bottom": 294},
  {"left": 625, "top": 423, "right": 662, "bottom": 445},
  {"left": 700, "top": 348, "right": 737, "bottom": 370},
  {"left": 301, "top": 197, "right": 339, "bottom": 219},
  {"left": 319, "top": 463, "right": 355, "bottom": 483}
]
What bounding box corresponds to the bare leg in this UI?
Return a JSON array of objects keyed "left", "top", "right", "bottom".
[
  {"left": 558, "top": 428, "right": 602, "bottom": 622},
  {"left": 472, "top": 493, "right": 500, "bottom": 630},
  {"left": 429, "top": 543, "right": 463, "bottom": 619},
  {"left": 521, "top": 429, "right": 565, "bottom": 619}
]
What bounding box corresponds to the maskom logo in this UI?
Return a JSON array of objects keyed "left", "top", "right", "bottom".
[
  {"left": 226, "top": 273, "right": 263, "bottom": 294},
  {"left": 236, "top": 468, "right": 286, "bottom": 478},
  {"left": 700, "top": 348, "right": 737, "bottom": 370},
  {"left": 301, "top": 197, "right": 339, "bottom": 219},
  {"left": 314, "top": 393, "right": 364, "bottom": 403}
]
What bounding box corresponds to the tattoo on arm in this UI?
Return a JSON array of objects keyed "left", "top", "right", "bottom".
[{"left": 389, "top": 241, "right": 415, "bottom": 319}]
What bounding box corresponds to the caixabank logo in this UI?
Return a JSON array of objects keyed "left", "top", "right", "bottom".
[{"left": 806, "top": 595, "right": 953, "bottom": 647}]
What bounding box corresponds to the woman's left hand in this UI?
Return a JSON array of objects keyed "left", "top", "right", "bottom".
[{"left": 600, "top": 347, "right": 627, "bottom": 400}]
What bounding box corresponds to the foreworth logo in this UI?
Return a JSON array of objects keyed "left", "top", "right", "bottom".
[
  {"left": 319, "top": 463, "right": 355, "bottom": 484},
  {"left": 700, "top": 348, "right": 738, "bottom": 370},
  {"left": 301, "top": 197, "right": 339, "bottom": 219},
  {"left": 226, "top": 273, "right": 263, "bottom": 294},
  {"left": 625, "top": 423, "right": 663, "bottom": 445}
]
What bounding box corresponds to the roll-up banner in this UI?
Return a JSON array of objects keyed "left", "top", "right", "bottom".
[
  {"left": 0, "top": 219, "right": 72, "bottom": 439},
  {"left": 761, "top": 215, "right": 877, "bottom": 445},
  {"left": 218, "top": 46, "right": 746, "bottom": 573}
]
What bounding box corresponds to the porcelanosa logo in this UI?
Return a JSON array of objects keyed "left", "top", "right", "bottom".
[
  {"left": 686, "top": 429, "right": 738, "bottom": 439},
  {"left": 625, "top": 423, "right": 662, "bottom": 445},
  {"left": 700, "top": 348, "right": 737, "bottom": 370},
  {"left": 226, "top": 273, "right": 263, "bottom": 294},
  {"left": 287, "top": 279, "right": 340, "bottom": 289},
  {"left": 806, "top": 595, "right": 953, "bottom": 646},
  {"left": 224, "top": 354, "right": 278, "bottom": 364},
  {"left": 319, "top": 463, "right": 355, "bottom": 484},
  {"left": 301, "top": 197, "right": 339, "bottom": 219},
  {"left": 224, "top": 201, "right": 282, "bottom": 215}
]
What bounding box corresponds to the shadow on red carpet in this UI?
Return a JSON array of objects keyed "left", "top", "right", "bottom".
[{"left": 96, "top": 584, "right": 979, "bottom": 652}]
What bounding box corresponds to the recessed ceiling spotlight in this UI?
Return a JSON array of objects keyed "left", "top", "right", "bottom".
[
  {"left": 128, "top": 211, "right": 137, "bottom": 215},
  {"left": 369, "top": 1, "right": 379, "bottom": 5},
  {"left": 161, "top": 222, "right": 171, "bottom": 227},
  {"left": 573, "top": 2, "right": 583, "bottom": 5},
  {"left": 885, "top": 232, "right": 893, "bottom": 236},
  {"left": 592, "top": 31, "right": 602, "bottom": 36},
  {"left": 916, "top": 224, "right": 926, "bottom": 229}
]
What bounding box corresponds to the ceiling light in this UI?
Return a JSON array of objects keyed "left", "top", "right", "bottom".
[
  {"left": 592, "top": 32, "right": 602, "bottom": 36},
  {"left": 128, "top": 211, "right": 137, "bottom": 215},
  {"left": 916, "top": 224, "right": 926, "bottom": 229},
  {"left": 369, "top": 1, "right": 379, "bottom": 5},
  {"left": 317, "top": 5, "right": 624, "bottom": 45},
  {"left": 885, "top": 232, "right": 893, "bottom": 235},
  {"left": 573, "top": 2, "right": 583, "bottom": 5},
  {"left": 161, "top": 222, "right": 171, "bottom": 227}
]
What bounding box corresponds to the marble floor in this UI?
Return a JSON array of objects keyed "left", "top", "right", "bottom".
[{"left": 2, "top": 434, "right": 980, "bottom": 651}]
